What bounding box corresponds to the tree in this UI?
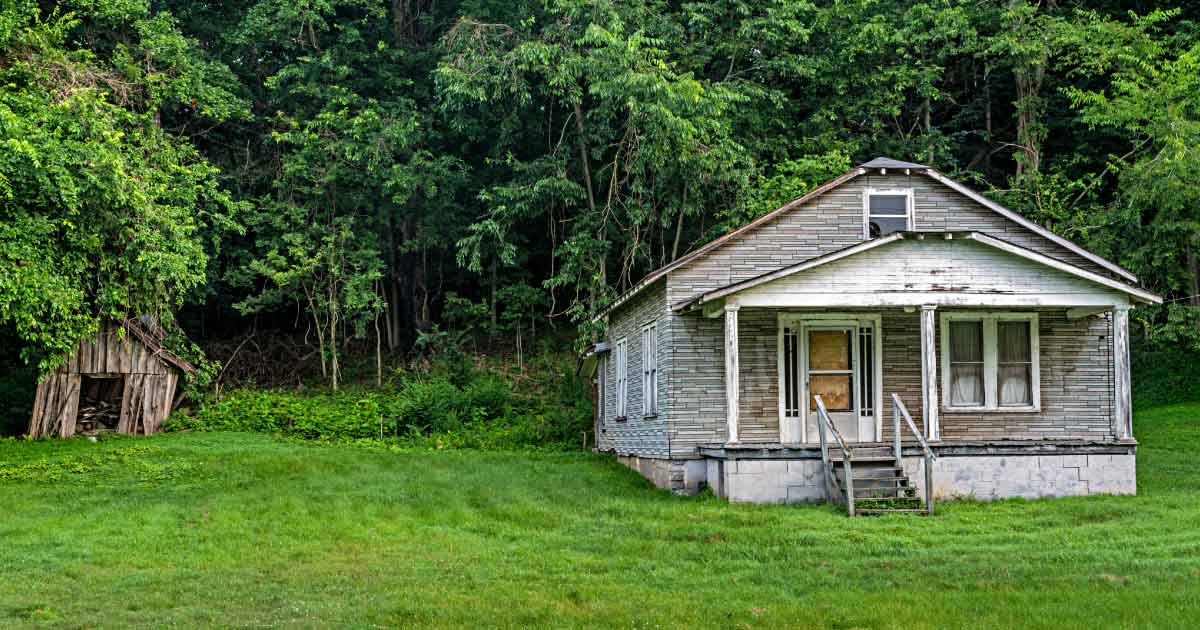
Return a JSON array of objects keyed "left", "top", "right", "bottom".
[{"left": 0, "top": 1, "right": 244, "bottom": 371}]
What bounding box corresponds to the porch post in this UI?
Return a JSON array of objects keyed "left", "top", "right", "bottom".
[
  {"left": 725, "top": 304, "right": 740, "bottom": 444},
  {"left": 919, "top": 305, "right": 941, "bottom": 441},
  {"left": 1112, "top": 306, "right": 1132, "bottom": 439}
]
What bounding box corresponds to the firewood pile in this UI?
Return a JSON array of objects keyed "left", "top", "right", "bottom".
[{"left": 76, "top": 400, "right": 121, "bottom": 434}]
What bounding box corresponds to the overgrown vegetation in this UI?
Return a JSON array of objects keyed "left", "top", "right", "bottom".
[
  {"left": 169, "top": 353, "right": 592, "bottom": 451},
  {"left": 3, "top": 2, "right": 1200, "bottom": 384},
  {"left": 0, "top": 404, "right": 1197, "bottom": 627},
  {"left": 1131, "top": 346, "right": 1200, "bottom": 410}
]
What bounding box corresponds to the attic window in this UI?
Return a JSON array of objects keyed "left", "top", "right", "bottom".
[{"left": 864, "top": 189, "right": 913, "bottom": 239}]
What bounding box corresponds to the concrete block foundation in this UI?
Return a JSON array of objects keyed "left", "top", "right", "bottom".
[{"left": 616, "top": 449, "right": 1136, "bottom": 504}]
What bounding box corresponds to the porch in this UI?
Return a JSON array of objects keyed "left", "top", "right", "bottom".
[
  {"left": 687, "top": 303, "right": 1137, "bottom": 508},
  {"left": 706, "top": 305, "right": 1133, "bottom": 446}
]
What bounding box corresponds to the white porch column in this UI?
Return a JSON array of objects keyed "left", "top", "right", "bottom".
[
  {"left": 919, "top": 305, "right": 941, "bottom": 441},
  {"left": 1112, "top": 306, "right": 1132, "bottom": 439},
  {"left": 725, "top": 304, "right": 740, "bottom": 444}
]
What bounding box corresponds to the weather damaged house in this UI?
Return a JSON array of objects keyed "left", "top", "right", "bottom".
[
  {"left": 28, "top": 318, "right": 194, "bottom": 438},
  {"left": 585, "top": 158, "right": 1160, "bottom": 515}
]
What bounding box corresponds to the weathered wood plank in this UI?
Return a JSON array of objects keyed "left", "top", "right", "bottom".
[{"left": 57, "top": 374, "right": 81, "bottom": 438}]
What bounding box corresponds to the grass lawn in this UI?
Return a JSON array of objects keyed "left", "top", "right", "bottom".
[{"left": 0, "top": 406, "right": 1198, "bottom": 628}]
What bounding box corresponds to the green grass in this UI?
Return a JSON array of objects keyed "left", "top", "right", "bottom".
[{"left": 0, "top": 406, "right": 1198, "bottom": 628}]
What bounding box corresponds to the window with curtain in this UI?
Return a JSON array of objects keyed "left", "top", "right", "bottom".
[
  {"left": 941, "top": 314, "right": 1039, "bottom": 411},
  {"left": 997, "top": 321, "right": 1032, "bottom": 406},
  {"left": 641, "top": 324, "right": 657, "bottom": 416},
  {"left": 948, "top": 321, "right": 984, "bottom": 407}
]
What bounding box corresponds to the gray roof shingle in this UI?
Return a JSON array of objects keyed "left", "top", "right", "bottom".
[{"left": 859, "top": 156, "right": 929, "bottom": 170}]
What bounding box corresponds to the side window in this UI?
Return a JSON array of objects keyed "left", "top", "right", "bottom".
[
  {"left": 641, "top": 324, "right": 658, "bottom": 416},
  {"left": 864, "top": 189, "right": 913, "bottom": 239},
  {"left": 615, "top": 339, "right": 628, "bottom": 418}
]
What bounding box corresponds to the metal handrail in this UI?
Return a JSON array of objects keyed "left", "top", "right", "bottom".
[
  {"left": 891, "top": 393, "right": 937, "bottom": 514},
  {"left": 814, "top": 395, "right": 855, "bottom": 516}
]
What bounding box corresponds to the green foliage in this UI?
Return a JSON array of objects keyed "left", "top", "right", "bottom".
[
  {"left": 0, "top": 1, "right": 244, "bottom": 371},
  {"left": 1132, "top": 344, "right": 1200, "bottom": 409},
  {"left": 170, "top": 354, "right": 592, "bottom": 451}
]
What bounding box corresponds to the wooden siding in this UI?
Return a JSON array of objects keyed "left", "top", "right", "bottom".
[
  {"left": 731, "top": 238, "right": 1129, "bottom": 308},
  {"left": 599, "top": 280, "right": 670, "bottom": 457},
  {"left": 28, "top": 321, "right": 183, "bottom": 438},
  {"left": 667, "top": 172, "right": 1116, "bottom": 305},
  {"left": 661, "top": 307, "right": 1117, "bottom": 455}
]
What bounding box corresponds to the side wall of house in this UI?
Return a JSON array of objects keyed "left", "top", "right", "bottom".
[
  {"left": 666, "top": 172, "right": 1117, "bottom": 307},
  {"left": 597, "top": 280, "right": 670, "bottom": 458}
]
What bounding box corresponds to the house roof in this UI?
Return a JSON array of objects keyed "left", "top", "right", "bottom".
[
  {"left": 859, "top": 156, "right": 929, "bottom": 170},
  {"left": 672, "top": 231, "right": 1161, "bottom": 313},
  {"left": 594, "top": 157, "right": 1143, "bottom": 321}
]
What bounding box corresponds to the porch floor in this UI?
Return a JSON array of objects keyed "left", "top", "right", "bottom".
[{"left": 698, "top": 438, "right": 1137, "bottom": 460}]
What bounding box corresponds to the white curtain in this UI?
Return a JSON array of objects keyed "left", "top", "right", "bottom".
[
  {"left": 949, "top": 321, "right": 983, "bottom": 406},
  {"left": 998, "top": 321, "right": 1032, "bottom": 405}
]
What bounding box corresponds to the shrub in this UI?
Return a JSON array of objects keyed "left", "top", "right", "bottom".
[
  {"left": 1132, "top": 346, "right": 1200, "bottom": 409},
  {"left": 170, "top": 353, "right": 591, "bottom": 451}
]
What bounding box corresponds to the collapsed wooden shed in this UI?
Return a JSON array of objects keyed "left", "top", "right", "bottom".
[{"left": 28, "top": 318, "right": 195, "bottom": 438}]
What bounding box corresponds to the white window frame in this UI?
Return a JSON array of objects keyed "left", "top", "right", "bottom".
[
  {"left": 641, "top": 323, "right": 658, "bottom": 416},
  {"left": 939, "top": 312, "right": 1040, "bottom": 413},
  {"left": 615, "top": 338, "right": 628, "bottom": 419},
  {"left": 862, "top": 188, "right": 915, "bottom": 240}
]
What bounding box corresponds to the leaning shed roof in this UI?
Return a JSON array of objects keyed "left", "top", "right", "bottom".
[
  {"left": 118, "top": 317, "right": 195, "bottom": 375},
  {"left": 595, "top": 157, "right": 1139, "bottom": 321}
]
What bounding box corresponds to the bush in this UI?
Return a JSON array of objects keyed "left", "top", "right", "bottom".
[
  {"left": 170, "top": 353, "right": 592, "bottom": 451},
  {"left": 1132, "top": 346, "right": 1200, "bottom": 409}
]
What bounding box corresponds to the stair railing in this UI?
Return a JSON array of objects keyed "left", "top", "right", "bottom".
[
  {"left": 813, "top": 395, "right": 855, "bottom": 516},
  {"left": 891, "top": 393, "right": 938, "bottom": 514}
]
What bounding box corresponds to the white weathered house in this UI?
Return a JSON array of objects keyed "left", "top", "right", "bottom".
[{"left": 587, "top": 158, "right": 1160, "bottom": 515}]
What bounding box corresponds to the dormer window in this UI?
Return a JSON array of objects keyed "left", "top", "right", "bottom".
[{"left": 863, "top": 189, "right": 913, "bottom": 239}]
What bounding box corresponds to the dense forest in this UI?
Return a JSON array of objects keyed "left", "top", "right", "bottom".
[{"left": 2, "top": 0, "right": 1200, "bottom": 397}]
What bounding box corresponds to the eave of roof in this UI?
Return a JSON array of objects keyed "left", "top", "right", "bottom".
[{"left": 672, "top": 231, "right": 1161, "bottom": 313}]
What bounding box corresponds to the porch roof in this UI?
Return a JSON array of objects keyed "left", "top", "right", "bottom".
[{"left": 673, "top": 231, "right": 1161, "bottom": 313}]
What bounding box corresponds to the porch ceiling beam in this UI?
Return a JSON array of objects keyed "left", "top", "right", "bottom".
[
  {"left": 1066, "top": 306, "right": 1109, "bottom": 320},
  {"left": 732, "top": 292, "right": 1130, "bottom": 309}
]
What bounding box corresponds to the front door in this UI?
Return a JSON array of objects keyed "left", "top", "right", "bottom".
[
  {"left": 780, "top": 316, "right": 881, "bottom": 444},
  {"left": 804, "top": 327, "right": 861, "bottom": 443}
]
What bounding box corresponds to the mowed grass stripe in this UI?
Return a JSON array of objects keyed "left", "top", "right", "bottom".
[{"left": 0, "top": 405, "right": 1197, "bottom": 628}]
